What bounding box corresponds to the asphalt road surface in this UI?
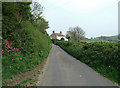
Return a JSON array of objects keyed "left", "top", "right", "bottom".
[{"left": 37, "top": 44, "right": 118, "bottom": 86}]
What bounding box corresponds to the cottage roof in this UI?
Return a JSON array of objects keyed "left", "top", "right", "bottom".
[{"left": 52, "top": 33, "right": 65, "bottom": 37}]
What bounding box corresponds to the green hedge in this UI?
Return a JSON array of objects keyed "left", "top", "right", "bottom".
[
  {"left": 2, "top": 2, "right": 52, "bottom": 81},
  {"left": 2, "top": 21, "right": 52, "bottom": 80},
  {"left": 56, "top": 41, "right": 120, "bottom": 84}
]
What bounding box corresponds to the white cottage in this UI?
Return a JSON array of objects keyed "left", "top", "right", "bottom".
[{"left": 50, "top": 31, "right": 68, "bottom": 41}]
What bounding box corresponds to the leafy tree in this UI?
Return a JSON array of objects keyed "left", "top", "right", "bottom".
[
  {"left": 17, "top": 2, "right": 32, "bottom": 22},
  {"left": 66, "top": 34, "right": 70, "bottom": 41},
  {"left": 2, "top": 2, "right": 32, "bottom": 40},
  {"left": 67, "top": 26, "right": 85, "bottom": 42},
  {"left": 37, "top": 17, "right": 49, "bottom": 30},
  {"left": 30, "top": 2, "right": 49, "bottom": 30},
  {"left": 30, "top": 2, "right": 43, "bottom": 22}
]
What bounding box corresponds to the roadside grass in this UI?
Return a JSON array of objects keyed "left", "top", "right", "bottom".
[
  {"left": 2, "top": 55, "right": 48, "bottom": 86},
  {"left": 56, "top": 41, "right": 120, "bottom": 85},
  {"left": 2, "top": 54, "right": 45, "bottom": 79},
  {"left": 15, "top": 78, "right": 32, "bottom": 86}
]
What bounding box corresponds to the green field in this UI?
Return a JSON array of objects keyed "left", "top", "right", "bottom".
[{"left": 87, "top": 35, "right": 118, "bottom": 43}]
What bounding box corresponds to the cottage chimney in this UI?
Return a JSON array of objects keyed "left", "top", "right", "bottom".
[
  {"left": 52, "top": 31, "right": 55, "bottom": 34},
  {"left": 60, "top": 31, "right": 62, "bottom": 34}
]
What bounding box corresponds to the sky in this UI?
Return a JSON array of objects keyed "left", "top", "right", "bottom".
[{"left": 33, "top": 0, "right": 119, "bottom": 38}]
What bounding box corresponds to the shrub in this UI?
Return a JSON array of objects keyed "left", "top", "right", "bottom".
[
  {"left": 2, "top": 2, "right": 52, "bottom": 80},
  {"left": 56, "top": 41, "right": 120, "bottom": 84}
]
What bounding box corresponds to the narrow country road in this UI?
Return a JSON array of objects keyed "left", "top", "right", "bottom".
[{"left": 36, "top": 44, "right": 118, "bottom": 86}]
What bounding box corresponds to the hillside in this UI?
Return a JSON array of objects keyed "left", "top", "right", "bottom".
[{"left": 87, "top": 35, "right": 118, "bottom": 42}]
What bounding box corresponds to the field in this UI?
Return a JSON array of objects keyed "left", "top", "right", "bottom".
[{"left": 87, "top": 35, "right": 118, "bottom": 43}]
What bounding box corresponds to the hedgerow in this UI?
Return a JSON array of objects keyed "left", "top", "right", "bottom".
[
  {"left": 56, "top": 41, "right": 120, "bottom": 84},
  {"left": 2, "top": 2, "right": 52, "bottom": 81}
]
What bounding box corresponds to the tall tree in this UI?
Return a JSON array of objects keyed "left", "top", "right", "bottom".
[
  {"left": 30, "top": 2, "right": 43, "bottom": 22},
  {"left": 30, "top": 2, "right": 49, "bottom": 30},
  {"left": 67, "top": 26, "right": 85, "bottom": 42},
  {"left": 37, "top": 17, "right": 49, "bottom": 30}
]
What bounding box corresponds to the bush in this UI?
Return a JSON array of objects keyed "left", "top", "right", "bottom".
[
  {"left": 56, "top": 41, "right": 120, "bottom": 84},
  {"left": 2, "top": 21, "right": 52, "bottom": 79},
  {"left": 2, "top": 2, "right": 52, "bottom": 80}
]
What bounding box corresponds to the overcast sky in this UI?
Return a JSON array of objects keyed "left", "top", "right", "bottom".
[{"left": 34, "top": 0, "right": 119, "bottom": 38}]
